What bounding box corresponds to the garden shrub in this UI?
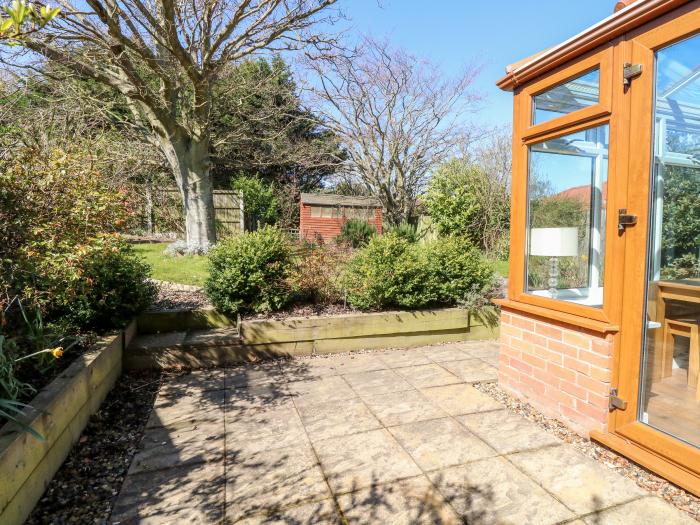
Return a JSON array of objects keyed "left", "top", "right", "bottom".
[
  {"left": 335, "top": 219, "right": 377, "bottom": 248},
  {"left": 344, "top": 234, "right": 497, "bottom": 312},
  {"left": 288, "top": 245, "right": 352, "bottom": 305},
  {"left": 36, "top": 235, "right": 157, "bottom": 330},
  {"left": 385, "top": 221, "right": 418, "bottom": 243},
  {"left": 205, "top": 226, "right": 293, "bottom": 315},
  {"left": 423, "top": 159, "right": 510, "bottom": 255},
  {"left": 343, "top": 233, "right": 426, "bottom": 310},
  {"left": 0, "top": 148, "right": 156, "bottom": 333}
]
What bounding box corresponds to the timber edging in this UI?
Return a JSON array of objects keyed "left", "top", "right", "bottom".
[
  {"left": 0, "top": 321, "right": 136, "bottom": 525},
  {"left": 126, "top": 308, "right": 499, "bottom": 369}
]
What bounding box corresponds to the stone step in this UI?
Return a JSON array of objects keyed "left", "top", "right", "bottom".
[{"left": 128, "top": 328, "right": 242, "bottom": 353}]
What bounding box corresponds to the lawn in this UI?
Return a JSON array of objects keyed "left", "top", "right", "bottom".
[
  {"left": 133, "top": 242, "right": 209, "bottom": 286},
  {"left": 493, "top": 260, "right": 509, "bottom": 278}
]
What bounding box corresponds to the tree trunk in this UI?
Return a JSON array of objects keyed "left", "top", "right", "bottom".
[{"left": 160, "top": 135, "right": 217, "bottom": 253}]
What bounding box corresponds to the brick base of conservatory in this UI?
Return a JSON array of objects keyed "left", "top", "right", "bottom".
[{"left": 498, "top": 309, "right": 614, "bottom": 436}]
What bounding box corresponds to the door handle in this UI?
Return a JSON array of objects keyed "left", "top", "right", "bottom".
[{"left": 618, "top": 209, "right": 638, "bottom": 234}]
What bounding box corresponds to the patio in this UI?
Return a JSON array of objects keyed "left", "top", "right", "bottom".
[{"left": 110, "top": 342, "right": 694, "bottom": 524}]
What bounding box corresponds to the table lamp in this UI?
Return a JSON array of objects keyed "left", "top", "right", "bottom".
[{"left": 530, "top": 227, "right": 579, "bottom": 298}]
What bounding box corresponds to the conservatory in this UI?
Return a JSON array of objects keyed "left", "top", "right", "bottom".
[{"left": 496, "top": 0, "right": 700, "bottom": 495}]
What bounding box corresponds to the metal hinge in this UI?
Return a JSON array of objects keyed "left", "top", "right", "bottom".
[
  {"left": 623, "top": 63, "right": 643, "bottom": 86},
  {"left": 617, "top": 209, "right": 638, "bottom": 234},
  {"left": 609, "top": 388, "right": 628, "bottom": 411}
]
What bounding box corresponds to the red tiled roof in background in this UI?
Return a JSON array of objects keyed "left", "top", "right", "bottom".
[{"left": 555, "top": 181, "right": 608, "bottom": 209}]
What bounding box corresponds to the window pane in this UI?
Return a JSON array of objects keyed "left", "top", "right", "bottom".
[
  {"left": 525, "top": 124, "right": 609, "bottom": 307},
  {"left": 310, "top": 206, "right": 321, "bottom": 218},
  {"left": 533, "top": 68, "right": 600, "bottom": 125}
]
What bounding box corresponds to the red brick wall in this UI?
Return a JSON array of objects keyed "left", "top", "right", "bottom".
[
  {"left": 498, "top": 309, "right": 614, "bottom": 435},
  {"left": 299, "top": 204, "right": 383, "bottom": 242}
]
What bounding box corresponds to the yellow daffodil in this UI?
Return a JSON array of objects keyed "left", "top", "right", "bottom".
[{"left": 51, "top": 347, "right": 64, "bottom": 358}]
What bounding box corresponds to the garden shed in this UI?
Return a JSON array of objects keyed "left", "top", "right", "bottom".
[
  {"left": 299, "top": 193, "right": 383, "bottom": 242},
  {"left": 496, "top": 0, "right": 700, "bottom": 495}
]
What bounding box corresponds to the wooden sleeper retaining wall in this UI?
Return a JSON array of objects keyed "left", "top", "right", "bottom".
[
  {"left": 126, "top": 308, "right": 498, "bottom": 369},
  {"left": 0, "top": 323, "right": 135, "bottom": 525}
]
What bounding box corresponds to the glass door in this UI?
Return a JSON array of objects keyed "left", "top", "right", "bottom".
[
  {"left": 612, "top": 10, "right": 700, "bottom": 489},
  {"left": 638, "top": 33, "right": 700, "bottom": 448}
]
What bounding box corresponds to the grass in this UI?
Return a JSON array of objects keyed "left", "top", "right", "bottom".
[
  {"left": 132, "top": 242, "right": 209, "bottom": 286},
  {"left": 492, "top": 260, "right": 509, "bottom": 278}
]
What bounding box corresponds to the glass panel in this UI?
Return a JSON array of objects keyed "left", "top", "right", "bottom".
[
  {"left": 310, "top": 206, "right": 322, "bottom": 218},
  {"left": 525, "top": 125, "right": 609, "bottom": 307},
  {"left": 638, "top": 34, "right": 700, "bottom": 449},
  {"left": 533, "top": 68, "right": 601, "bottom": 125}
]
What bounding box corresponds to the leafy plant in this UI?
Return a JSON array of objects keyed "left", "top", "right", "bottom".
[
  {"left": 232, "top": 174, "right": 279, "bottom": 229},
  {"left": 335, "top": 219, "right": 377, "bottom": 248},
  {"left": 288, "top": 245, "right": 352, "bottom": 305},
  {"left": 205, "top": 226, "right": 293, "bottom": 315},
  {"left": 344, "top": 234, "right": 497, "bottom": 313},
  {"left": 385, "top": 221, "right": 418, "bottom": 243},
  {"left": 31, "top": 235, "right": 157, "bottom": 331},
  {"left": 423, "top": 159, "right": 510, "bottom": 255},
  {"left": 343, "top": 233, "right": 425, "bottom": 310}
]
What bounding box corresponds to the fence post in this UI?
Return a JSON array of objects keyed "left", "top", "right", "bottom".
[
  {"left": 239, "top": 190, "right": 245, "bottom": 232},
  {"left": 145, "top": 178, "right": 154, "bottom": 235}
]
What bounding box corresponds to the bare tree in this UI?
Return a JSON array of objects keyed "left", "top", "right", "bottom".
[
  {"left": 308, "top": 37, "right": 481, "bottom": 224},
  {"left": 5, "top": 0, "right": 341, "bottom": 251}
]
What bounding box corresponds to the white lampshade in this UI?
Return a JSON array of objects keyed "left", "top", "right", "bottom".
[{"left": 530, "top": 227, "right": 579, "bottom": 257}]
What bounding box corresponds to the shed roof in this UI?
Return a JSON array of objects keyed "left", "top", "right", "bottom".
[
  {"left": 300, "top": 193, "right": 382, "bottom": 208},
  {"left": 497, "top": 0, "right": 689, "bottom": 91}
]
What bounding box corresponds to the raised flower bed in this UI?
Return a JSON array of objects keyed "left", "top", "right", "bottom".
[{"left": 0, "top": 323, "right": 136, "bottom": 525}]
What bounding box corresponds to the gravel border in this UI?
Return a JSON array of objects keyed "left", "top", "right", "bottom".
[
  {"left": 25, "top": 370, "right": 163, "bottom": 525},
  {"left": 472, "top": 381, "right": 700, "bottom": 522}
]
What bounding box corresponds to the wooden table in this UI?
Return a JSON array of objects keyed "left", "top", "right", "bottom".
[{"left": 650, "top": 280, "right": 700, "bottom": 388}]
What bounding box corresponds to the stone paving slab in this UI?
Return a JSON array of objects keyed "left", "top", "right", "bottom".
[
  {"left": 458, "top": 409, "right": 561, "bottom": 454},
  {"left": 112, "top": 460, "right": 225, "bottom": 524},
  {"left": 420, "top": 383, "right": 503, "bottom": 415},
  {"left": 129, "top": 421, "right": 224, "bottom": 474},
  {"left": 225, "top": 445, "right": 330, "bottom": 522},
  {"left": 428, "top": 456, "right": 575, "bottom": 524},
  {"left": 287, "top": 375, "right": 357, "bottom": 407},
  {"left": 313, "top": 428, "right": 422, "bottom": 493},
  {"left": 234, "top": 499, "right": 342, "bottom": 524},
  {"left": 362, "top": 389, "right": 447, "bottom": 426},
  {"left": 441, "top": 358, "right": 499, "bottom": 383},
  {"left": 337, "top": 475, "right": 461, "bottom": 524},
  {"left": 113, "top": 341, "right": 693, "bottom": 524},
  {"left": 508, "top": 444, "right": 647, "bottom": 515},
  {"left": 581, "top": 496, "right": 698, "bottom": 525},
  {"left": 342, "top": 368, "right": 414, "bottom": 396},
  {"left": 295, "top": 397, "right": 382, "bottom": 442},
  {"left": 389, "top": 417, "right": 497, "bottom": 471},
  {"left": 394, "top": 363, "right": 462, "bottom": 389}
]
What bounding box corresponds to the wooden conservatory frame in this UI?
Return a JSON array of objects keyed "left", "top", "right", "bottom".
[{"left": 497, "top": 0, "right": 700, "bottom": 496}]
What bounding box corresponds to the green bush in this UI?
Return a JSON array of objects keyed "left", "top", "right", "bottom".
[
  {"left": 385, "top": 221, "right": 418, "bottom": 243},
  {"left": 232, "top": 174, "right": 279, "bottom": 229},
  {"left": 335, "top": 219, "right": 377, "bottom": 248},
  {"left": 344, "top": 234, "right": 497, "bottom": 312},
  {"left": 205, "top": 226, "right": 293, "bottom": 315},
  {"left": 1, "top": 149, "right": 155, "bottom": 333},
  {"left": 288, "top": 245, "right": 351, "bottom": 306},
  {"left": 423, "top": 159, "right": 509, "bottom": 255}
]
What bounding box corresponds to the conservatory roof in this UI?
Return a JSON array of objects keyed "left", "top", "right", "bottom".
[{"left": 497, "top": 0, "right": 690, "bottom": 91}]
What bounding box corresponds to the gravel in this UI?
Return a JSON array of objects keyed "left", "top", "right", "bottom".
[
  {"left": 473, "top": 381, "right": 700, "bottom": 522},
  {"left": 25, "top": 370, "right": 162, "bottom": 525},
  {"left": 149, "top": 281, "right": 212, "bottom": 311}
]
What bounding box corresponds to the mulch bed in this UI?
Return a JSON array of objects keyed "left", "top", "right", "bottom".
[
  {"left": 149, "top": 280, "right": 357, "bottom": 320},
  {"left": 25, "top": 370, "right": 162, "bottom": 525},
  {"left": 473, "top": 381, "right": 700, "bottom": 522},
  {"left": 149, "top": 281, "right": 212, "bottom": 311}
]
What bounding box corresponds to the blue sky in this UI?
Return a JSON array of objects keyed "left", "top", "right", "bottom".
[{"left": 341, "top": 0, "right": 617, "bottom": 128}]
